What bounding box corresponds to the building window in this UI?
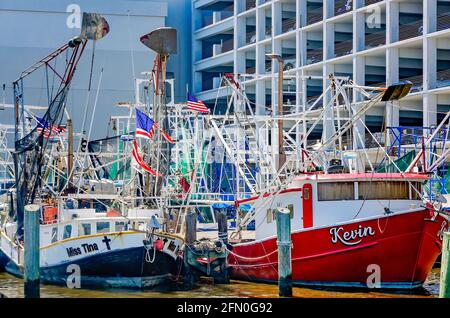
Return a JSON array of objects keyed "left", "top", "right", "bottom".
[
  {"left": 96, "top": 222, "right": 110, "bottom": 234},
  {"left": 358, "top": 181, "right": 409, "bottom": 200},
  {"left": 79, "top": 223, "right": 91, "bottom": 236},
  {"left": 63, "top": 225, "right": 72, "bottom": 240},
  {"left": 318, "top": 182, "right": 355, "bottom": 201}
]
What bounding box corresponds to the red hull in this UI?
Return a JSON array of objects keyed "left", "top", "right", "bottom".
[{"left": 229, "top": 210, "right": 447, "bottom": 289}]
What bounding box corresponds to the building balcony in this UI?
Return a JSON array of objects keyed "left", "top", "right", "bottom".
[
  {"left": 437, "top": 13, "right": 450, "bottom": 32},
  {"left": 334, "top": 40, "right": 353, "bottom": 58},
  {"left": 246, "top": 0, "right": 257, "bottom": 11},
  {"left": 307, "top": 7, "right": 323, "bottom": 25},
  {"left": 437, "top": 69, "right": 450, "bottom": 88},
  {"left": 365, "top": 0, "right": 383, "bottom": 6},
  {"left": 246, "top": 31, "right": 257, "bottom": 45},
  {"left": 399, "top": 75, "right": 423, "bottom": 92},
  {"left": 398, "top": 20, "right": 423, "bottom": 42},
  {"left": 307, "top": 95, "right": 323, "bottom": 110},
  {"left": 306, "top": 49, "right": 323, "bottom": 65},
  {"left": 365, "top": 30, "right": 386, "bottom": 50},
  {"left": 335, "top": 0, "right": 352, "bottom": 17},
  {"left": 265, "top": 26, "right": 272, "bottom": 38},
  {"left": 281, "top": 17, "right": 296, "bottom": 33}
]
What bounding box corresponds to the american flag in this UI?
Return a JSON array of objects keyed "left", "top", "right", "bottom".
[
  {"left": 135, "top": 108, "right": 174, "bottom": 144},
  {"left": 187, "top": 93, "right": 209, "bottom": 113},
  {"left": 131, "top": 140, "right": 162, "bottom": 177},
  {"left": 35, "top": 117, "right": 65, "bottom": 139}
]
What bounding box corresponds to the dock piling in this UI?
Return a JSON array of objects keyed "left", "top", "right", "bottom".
[
  {"left": 24, "top": 204, "right": 40, "bottom": 298},
  {"left": 214, "top": 209, "right": 229, "bottom": 284},
  {"left": 440, "top": 232, "right": 450, "bottom": 298},
  {"left": 276, "top": 208, "right": 292, "bottom": 297},
  {"left": 184, "top": 211, "right": 197, "bottom": 290}
]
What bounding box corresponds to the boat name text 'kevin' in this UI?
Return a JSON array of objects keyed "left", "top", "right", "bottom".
[{"left": 330, "top": 225, "right": 375, "bottom": 246}]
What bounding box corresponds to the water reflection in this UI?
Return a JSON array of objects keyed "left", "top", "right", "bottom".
[{"left": 0, "top": 268, "right": 440, "bottom": 298}]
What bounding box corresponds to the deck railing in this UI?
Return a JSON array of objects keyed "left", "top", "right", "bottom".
[{"left": 398, "top": 20, "right": 423, "bottom": 41}]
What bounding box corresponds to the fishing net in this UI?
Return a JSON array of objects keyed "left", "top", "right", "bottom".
[{"left": 88, "top": 135, "right": 132, "bottom": 181}]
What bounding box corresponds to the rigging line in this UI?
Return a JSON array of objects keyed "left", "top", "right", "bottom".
[{"left": 81, "top": 68, "right": 105, "bottom": 182}]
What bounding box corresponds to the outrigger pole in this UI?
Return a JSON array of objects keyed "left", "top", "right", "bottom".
[{"left": 12, "top": 13, "right": 109, "bottom": 238}]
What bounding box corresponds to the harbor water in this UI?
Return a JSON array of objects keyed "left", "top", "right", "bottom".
[{"left": 0, "top": 268, "right": 441, "bottom": 298}]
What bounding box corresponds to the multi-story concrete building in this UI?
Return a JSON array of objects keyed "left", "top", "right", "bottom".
[{"left": 192, "top": 0, "right": 450, "bottom": 142}]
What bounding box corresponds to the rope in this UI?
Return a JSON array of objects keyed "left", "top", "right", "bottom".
[{"left": 226, "top": 246, "right": 277, "bottom": 261}]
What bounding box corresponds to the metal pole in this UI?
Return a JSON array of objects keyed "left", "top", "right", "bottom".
[
  {"left": 24, "top": 204, "right": 40, "bottom": 298},
  {"left": 278, "top": 60, "right": 286, "bottom": 171},
  {"left": 276, "top": 207, "right": 292, "bottom": 297},
  {"left": 67, "top": 119, "right": 74, "bottom": 190},
  {"left": 440, "top": 232, "right": 450, "bottom": 298}
]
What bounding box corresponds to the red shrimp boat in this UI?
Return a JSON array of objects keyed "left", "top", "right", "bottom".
[{"left": 229, "top": 173, "right": 448, "bottom": 289}]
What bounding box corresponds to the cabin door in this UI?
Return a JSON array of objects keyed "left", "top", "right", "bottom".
[{"left": 302, "top": 184, "right": 313, "bottom": 228}]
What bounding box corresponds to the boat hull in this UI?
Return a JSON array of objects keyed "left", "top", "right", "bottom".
[
  {"left": 2, "top": 246, "right": 180, "bottom": 289},
  {"left": 0, "top": 231, "right": 183, "bottom": 289},
  {"left": 229, "top": 209, "right": 447, "bottom": 289}
]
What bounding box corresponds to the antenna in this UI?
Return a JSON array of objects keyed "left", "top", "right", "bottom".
[{"left": 1, "top": 84, "right": 5, "bottom": 111}]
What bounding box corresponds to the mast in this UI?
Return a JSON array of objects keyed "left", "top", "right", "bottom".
[
  {"left": 67, "top": 118, "right": 74, "bottom": 191},
  {"left": 140, "top": 27, "right": 178, "bottom": 198}
]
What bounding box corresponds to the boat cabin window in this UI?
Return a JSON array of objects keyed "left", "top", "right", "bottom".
[
  {"left": 51, "top": 227, "right": 58, "bottom": 243},
  {"left": 358, "top": 181, "right": 409, "bottom": 200},
  {"left": 287, "top": 204, "right": 294, "bottom": 219},
  {"left": 79, "top": 223, "right": 91, "bottom": 236},
  {"left": 266, "top": 209, "right": 274, "bottom": 223},
  {"left": 96, "top": 222, "right": 110, "bottom": 234},
  {"left": 115, "top": 221, "right": 127, "bottom": 232},
  {"left": 411, "top": 182, "right": 423, "bottom": 200},
  {"left": 63, "top": 225, "right": 72, "bottom": 240},
  {"left": 318, "top": 182, "right": 355, "bottom": 201}
]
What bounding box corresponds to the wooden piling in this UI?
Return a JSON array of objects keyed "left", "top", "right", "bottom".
[
  {"left": 276, "top": 207, "right": 292, "bottom": 297},
  {"left": 184, "top": 211, "right": 197, "bottom": 289},
  {"left": 215, "top": 210, "right": 229, "bottom": 284},
  {"left": 24, "top": 204, "right": 40, "bottom": 298},
  {"left": 440, "top": 232, "right": 450, "bottom": 298}
]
